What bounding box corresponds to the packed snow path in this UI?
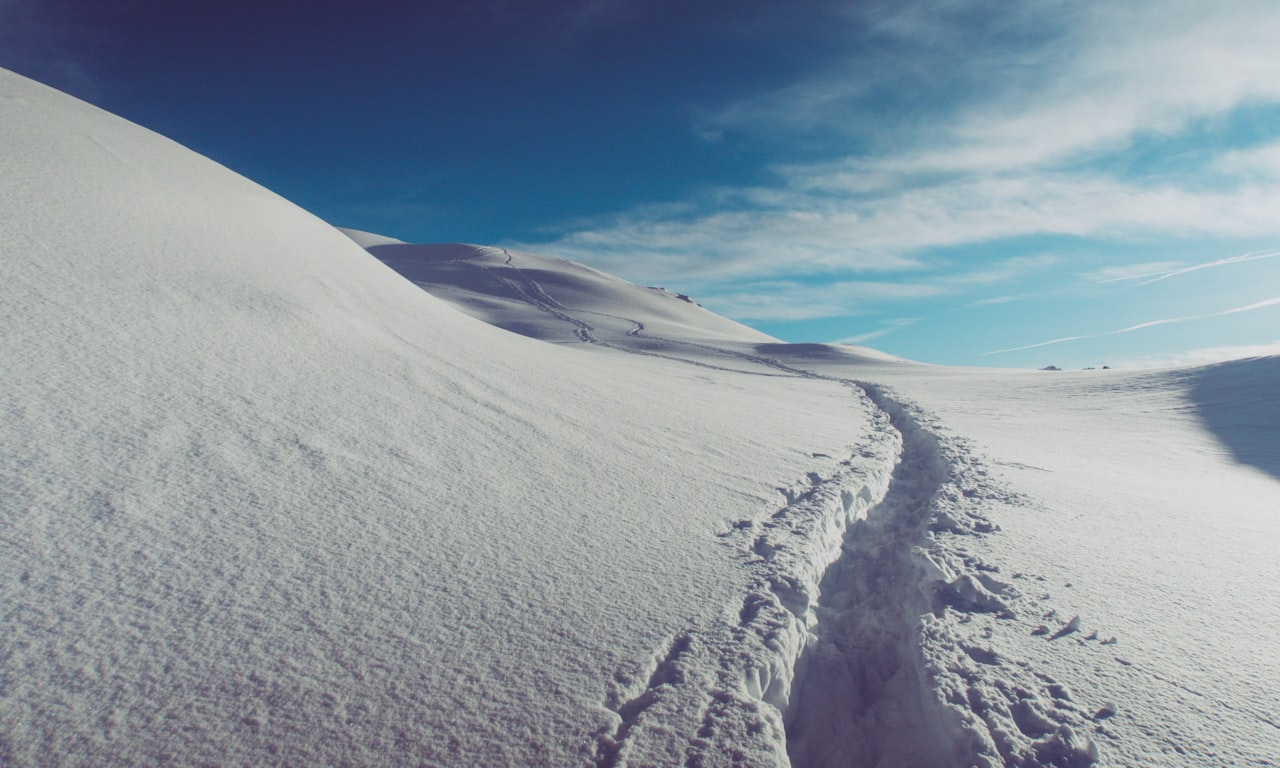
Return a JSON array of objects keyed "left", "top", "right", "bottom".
[
  {"left": 368, "top": 241, "right": 1280, "bottom": 767},
  {"left": 367, "top": 242, "right": 1118, "bottom": 767}
]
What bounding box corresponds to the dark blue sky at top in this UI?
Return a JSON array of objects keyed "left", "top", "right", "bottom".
[{"left": 6, "top": 0, "right": 864, "bottom": 244}]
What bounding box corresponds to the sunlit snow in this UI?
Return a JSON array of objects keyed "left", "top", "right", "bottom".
[{"left": 3, "top": 68, "right": 1278, "bottom": 767}]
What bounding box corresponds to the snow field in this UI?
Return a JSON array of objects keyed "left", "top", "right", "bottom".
[
  {"left": 6, "top": 65, "right": 1279, "bottom": 768},
  {"left": 355, "top": 233, "right": 1124, "bottom": 766},
  {"left": 779, "top": 358, "right": 1280, "bottom": 767}
]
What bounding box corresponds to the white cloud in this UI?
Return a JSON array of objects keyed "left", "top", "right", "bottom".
[
  {"left": 686, "top": 255, "right": 1054, "bottom": 322},
  {"left": 1083, "top": 262, "right": 1187, "bottom": 283},
  {"left": 704, "top": 1, "right": 1280, "bottom": 174},
  {"left": 944, "top": 254, "right": 1059, "bottom": 286},
  {"left": 1216, "top": 141, "right": 1280, "bottom": 179},
  {"left": 522, "top": 172, "right": 1280, "bottom": 285},
  {"left": 517, "top": 0, "right": 1280, "bottom": 345},
  {"left": 511, "top": 207, "right": 926, "bottom": 284},
  {"left": 1134, "top": 250, "right": 1280, "bottom": 286},
  {"left": 1082, "top": 250, "right": 1280, "bottom": 284}
]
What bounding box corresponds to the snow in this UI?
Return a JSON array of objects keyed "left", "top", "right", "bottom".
[
  {"left": 849, "top": 362, "right": 1280, "bottom": 767},
  {"left": 5, "top": 67, "right": 1280, "bottom": 767},
  {"left": 0, "top": 69, "right": 863, "bottom": 766},
  {"left": 344, "top": 235, "right": 775, "bottom": 347}
]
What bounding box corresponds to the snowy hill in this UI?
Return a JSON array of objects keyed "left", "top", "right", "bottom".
[
  {"left": 4, "top": 67, "right": 1279, "bottom": 768},
  {"left": 342, "top": 233, "right": 775, "bottom": 345},
  {"left": 0, "top": 68, "right": 867, "bottom": 767}
]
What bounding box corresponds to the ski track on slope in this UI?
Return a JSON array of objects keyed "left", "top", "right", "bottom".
[
  {"left": 444, "top": 251, "right": 1109, "bottom": 767},
  {"left": 482, "top": 251, "right": 790, "bottom": 377}
]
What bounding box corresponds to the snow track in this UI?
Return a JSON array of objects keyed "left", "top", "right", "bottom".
[
  {"left": 368, "top": 242, "right": 1113, "bottom": 766},
  {"left": 784, "top": 388, "right": 959, "bottom": 768},
  {"left": 587, "top": 349, "right": 1105, "bottom": 764},
  {"left": 592, "top": 411, "right": 902, "bottom": 767},
  {"left": 483, "top": 250, "right": 599, "bottom": 343}
]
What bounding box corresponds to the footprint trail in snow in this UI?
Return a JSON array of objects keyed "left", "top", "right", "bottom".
[{"left": 381, "top": 247, "right": 1112, "bottom": 767}]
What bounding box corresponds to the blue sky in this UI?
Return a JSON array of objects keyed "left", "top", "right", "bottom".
[{"left": 5, "top": 0, "right": 1279, "bottom": 368}]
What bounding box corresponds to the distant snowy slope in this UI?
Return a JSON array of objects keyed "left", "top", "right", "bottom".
[
  {"left": 0, "top": 69, "right": 875, "bottom": 767},
  {"left": 342, "top": 232, "right": 775, "bottom": 346}
]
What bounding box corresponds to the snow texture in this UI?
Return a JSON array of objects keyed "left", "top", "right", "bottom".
[{"left": 4, "top": 68, "right": 1280, "bottom": 767}]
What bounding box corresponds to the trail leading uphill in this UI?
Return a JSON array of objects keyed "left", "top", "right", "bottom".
[{"left": 363, "top": 235, "right": 1280, "bottom": 767}]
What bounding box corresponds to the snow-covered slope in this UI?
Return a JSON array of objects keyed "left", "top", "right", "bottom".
[
  {"left": 342, "top": 233, "right": 775, "bottom": 346},
  {"left": 0, "top": 69, "right": 873, "bottom": 767},
  {"left": 346, "top": 214, "right": 1280, "bottom": 767},
  {"left": 6, "top": 66, "right": 1279, "bottom": 768}
]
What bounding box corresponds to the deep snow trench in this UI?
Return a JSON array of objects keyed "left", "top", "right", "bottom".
[
  {"left": 784, "top": 387, "right": 956, "bottom": 768},
  {"left": 370, "top": 244, "right": 1112, "bottom": 767},
  {"left": 433, "top": 261, "right": 1114, "bottom": 767},
  {"left": 588, "top": 390, "right": 902, "bottom": 768}
]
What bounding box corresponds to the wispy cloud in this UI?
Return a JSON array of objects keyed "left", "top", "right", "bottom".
[
  {"left": 836, "top": 318, "right": 918, "bottom": 345},
  {"left": 1215, "top": 140, "right": 1280, "bottom": 179},
  {"left": 1133, "top": 249, "right": 1280, "bottom": 286},
  {"left": 522, "top": 0, "right": 1280, "bottom": 295},
  {"left": 687, "top": 254, "right": 1055, "bottom": 322},
  {"left": 970, "top": 294, "right": 1029, "bottom": 307},
  {"left": 522, "top": 172, "right": 1280, "bottom": 286},
  {"left": 984, "top": 296, "right": 1280, "bottom": 355},
  {"left": 500, "top": 0, "right": 1280, "bottom": 366},
  {"left": 854, "top": 0, "right": 1280, "bottom": 174},
  {"left": 1084, "top": 250, "right": 1280, "bottom": 284},
  {"left": 704, "top": 0, "right": 1280, "bottom": 173},
  {"left": 1083, "top": 262, "right": 1187, "bottom": 283}
]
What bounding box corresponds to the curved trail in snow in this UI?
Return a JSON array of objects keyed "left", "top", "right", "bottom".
[{"left": 474, "top": 259, "right": 1104, "bottom": 767}]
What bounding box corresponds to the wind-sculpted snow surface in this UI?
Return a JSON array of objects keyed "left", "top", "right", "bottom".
[{"left": 7, "top": 68, "right": 1279, "bottom": 767}]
